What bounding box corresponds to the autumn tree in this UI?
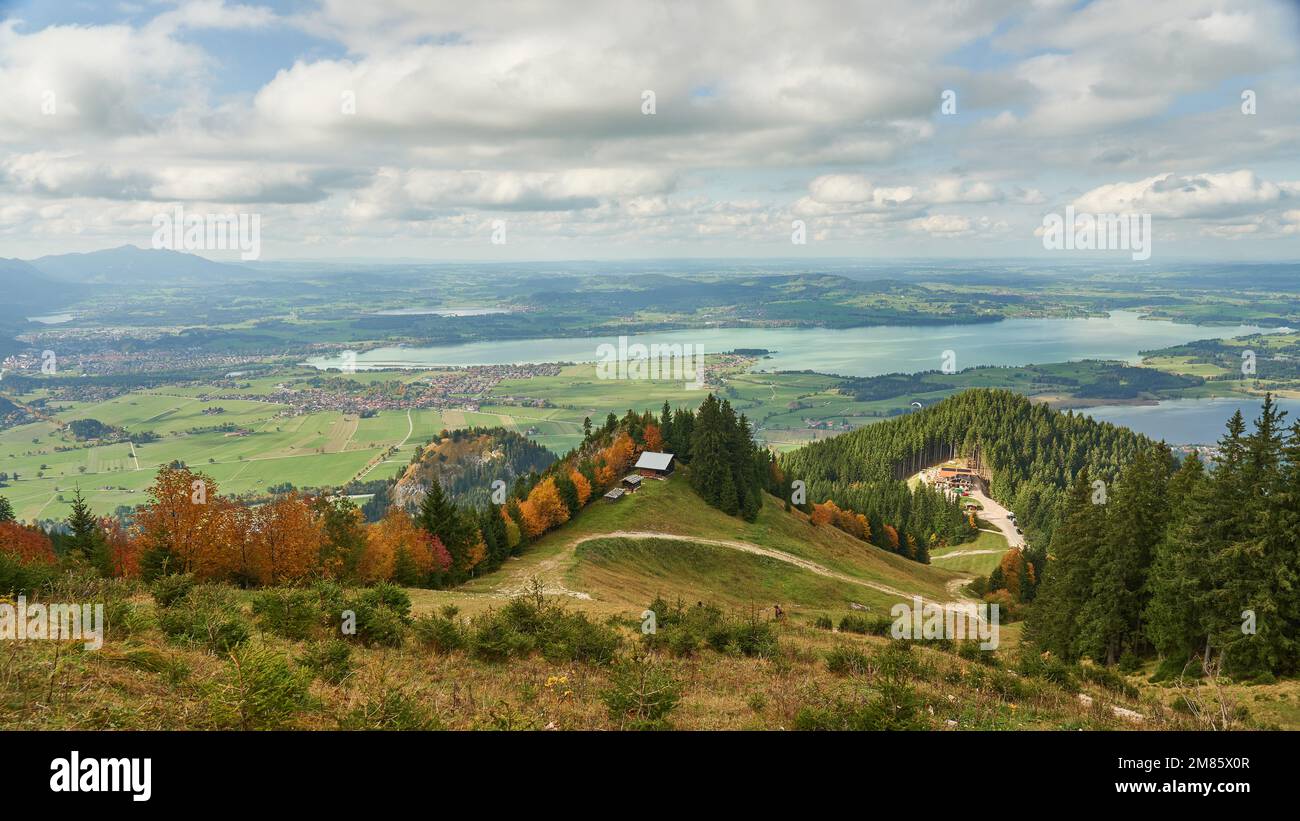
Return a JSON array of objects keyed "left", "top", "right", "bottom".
[
  {"left": 246, "top": 494, "right": 324, "bottom": 586},
  {"left": 135, "top": 466, "right": 240, "bottom": 581},
  {"left": 0, "top": 520, "right": 56, "bottom": 565},
  {"left": 643, "top": 423, "right": 664, "bottom": 453},
  {"left": 570, "top": 470, "right": 592, "bottom": 507},
  {"left": 358, "top": 507, "right": 408, "bottom": 582},
  {"left": 100, "top": 518, "right": 142, "bottom": 579}
]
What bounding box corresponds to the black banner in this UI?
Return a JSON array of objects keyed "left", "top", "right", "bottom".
[{"left": 5, "top": 730, "right": 1286, "bottom": 809}]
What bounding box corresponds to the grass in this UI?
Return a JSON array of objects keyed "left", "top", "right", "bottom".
[
  {"left": 0, "top": 581, "right": 1191, "bottom": 731},
  {"left": 930, "top": 529, "right": 1008, "bottom": 576},
  {"left": 572, "top": 536, "right": 905, "bottom": 615},
  {"left": 457, "top": 475, "right": 956, "bottom": 615}
]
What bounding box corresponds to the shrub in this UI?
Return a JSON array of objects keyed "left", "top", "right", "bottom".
[
  {"left": 956, "top": 640, "right": 999, "bottom": 666},
  {"left": 150, "top": 573, "right": 196, "bottom": 609},
  {"left": 1079, "top": 662, "right": 1139, "bottom": 700},
  {"left": 251, "top": 588, "right": 318, "bottom": 641},
  {"left": 205, "top": 644, "right": 313, "bottom": 729},
  {"left": 1016, "top": 652, "right": 1079, "bottom": 692},
  {"left": 813, "top": 615, "right": 833, "bottom": 630},
  {"left": 412, "top": 613, "right": 468, "bottom": 653},
  {"left": 0, "top": 553, "right": 56, "bottom": 597},
  {"left": 104, "top": 598, "right": 153, "bottom": 640},
  {"left": 340, "top": 687, "right": 440, "bottom": 730},
  {"left": 299, "top": 639, "right": 354, "bottom": 685},
  {"left": 157, "top": 586, "right": 251, "bottom": 653},
  {"left": 643, "top": 599, "right": 776, "bottom": 659},
  {"left": 838, "top": 613, "right": 892, "bottom": 636},
  {"left": 1118, "top": 649, "right": 1142, "bottom": 674},
  {"left": 469, "top": 591, "right": 621, "bottom": 664},
  {"left": 793, "top": 681, "right": 926, "bottom": 730},
  {"left": 337, "top": 583, "right": 413, "bottom": 648},
  {"left": 825, "top": 645, "right": 871, "bottom": 676},
  {"left": 601, "top": 653, "right": 682, "bottom": 730}
]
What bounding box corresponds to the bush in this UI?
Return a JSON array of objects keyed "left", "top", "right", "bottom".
[
  {"left": 251, "top": 588, "right": 318, "bottom": 641},
  {"left": 601, "top": 653, "right": 682, "bottom": 730},
  {"left": 337, "top": 583, "right": 413, "bottom": 648},
  {"left": 793, "top": 681, "right": 927, "bottom": 730},
  {"left": 157, "top": 586, "right": 251, "bottom": 653},
  {"left": 1149, "top": 654, "right": 1201, "bottom": 683},
  {"left": 825, "top": 645, "right": 871, "bottom": 676},
  {"left": 642, "top": 598, "right": 776, "bottom": 659},
  {"left": 469, "top": 590, "right": 621, "bottom": 664},
  {"left": 1079, "top": 662, "right": 1139, "bottom": 699},
  {"left": 150, "top": 573, "right": 196, "bottom": 609},
  {"left": 838, "top": 613, "right": 892, "bottom": 636},
  {"left": 957, "top": 640, "right": 999, "bottom": 666},
  {"left": 0, "top": 553, "right": 57, "bottom": 597},
  {"left": 1016, "top": 652, "right": 1079, "bottom": 692},
  {"left": 339, "top": 687, "right": 441, "bottom": 730},
  {"left": 299, "top": 639, "right": 354, "bottom": 686},
  {"left": 1118, "top": 650, "right": 1142, "bottom": 674},
  {"left": 412, "top": 613, "right": 468, "bottom": 654},
  {"left": 813, "top": 615, "right": 833, "bottom": 630},
  {"left": 104, "top": 598, "right": 153, "bottom": 640},
  {"left": 205, "top": 644, "right": 313, "bottom": 729}
]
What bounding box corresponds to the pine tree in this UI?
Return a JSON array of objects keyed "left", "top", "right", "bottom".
[
  {"left": 1076, "top": 444, "right": 1170, "bottom": 664},
  {"left": 0, "top": 495, "right": 14, "bottom": 523},
  {"left": 66, "top": 487, "right": 107, "bottom": 569},
  {"left": 1026, "top": 473, "right": 1104, "bottom": 660},
  {"left": 1144, "top": 452, "right": 1210, "bottom": 665}
]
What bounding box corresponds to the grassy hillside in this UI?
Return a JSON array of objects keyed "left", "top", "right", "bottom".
[{"left": 457, "top": 477, "right": 958, "bottom": 616}]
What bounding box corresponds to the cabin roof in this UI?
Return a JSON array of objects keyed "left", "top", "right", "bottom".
[{"left": 634, "top": 451, "right": 674, "bottom": 471}]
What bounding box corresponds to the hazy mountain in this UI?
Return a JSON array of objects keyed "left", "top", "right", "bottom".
[
  {"left": 0, "top": 258, "right": 64, "bottom": 319},
  {"left": 29, "top": 245, "right": 252, "bottom": 284}
]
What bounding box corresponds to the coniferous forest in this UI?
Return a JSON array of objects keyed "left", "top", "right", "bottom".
[
  {"left": 1030, "top": 394, "right": 1300, "bottom": 678},
  {"left": 779, "top": 389, "right": 1154, "bottom": 548}
]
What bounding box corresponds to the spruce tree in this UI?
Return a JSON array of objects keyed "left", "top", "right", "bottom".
[
  {"left": 1026, "top": 473, "right": 1104, "bottom": 660},
  {"left": 1144, "top": 452, "right": 1211, "bottom": 665},
  {"left": 66, "top": 487, "right": 106, "bottom": 569}
]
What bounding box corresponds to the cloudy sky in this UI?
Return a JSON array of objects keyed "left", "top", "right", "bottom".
[{"left": 2, "top": 0, "right": 1299, "bottom": 261}]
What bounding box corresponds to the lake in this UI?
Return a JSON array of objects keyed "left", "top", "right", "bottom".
[
  {"left": 305, "top": 311, "right": 1269, "bottom": 376},
  {"left": 1084, "top": 397, "right": 1300, "bottom": 445}
]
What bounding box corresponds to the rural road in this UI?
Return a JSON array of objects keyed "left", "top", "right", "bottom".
[{"left": 966, "top": 488, "right": 1024, "bottom": 549}]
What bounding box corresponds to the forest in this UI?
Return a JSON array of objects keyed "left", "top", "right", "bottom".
[
  {"left": 779, "top": 389, "right": 1155, "bottom": 548},
  {"left": 1029, "top": 394, "right": 1300, "bottom": 678}
]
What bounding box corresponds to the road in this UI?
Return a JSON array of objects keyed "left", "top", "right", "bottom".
[{"left": 965, "top": 487, "right": 1025, "bottom": 549}]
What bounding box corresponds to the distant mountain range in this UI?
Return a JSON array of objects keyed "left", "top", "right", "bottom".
[{"left": 26, "top": 245, "right": 251, "bottom": 284}]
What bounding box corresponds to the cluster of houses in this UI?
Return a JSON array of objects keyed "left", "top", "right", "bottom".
[
  {"left": 934, "top": 464, "right": 977, "bottom": 492},
  {"left": 603, "top": 450, "right": 675, "bottom": 502}
]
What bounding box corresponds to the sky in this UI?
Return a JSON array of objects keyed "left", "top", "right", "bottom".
[{"left": 1, "top": 0, "right": 1299, "bottom": 262}]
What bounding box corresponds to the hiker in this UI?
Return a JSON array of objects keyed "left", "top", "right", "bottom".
[{"left": 774, "top": 604, "right": 784, "bottom": 620}]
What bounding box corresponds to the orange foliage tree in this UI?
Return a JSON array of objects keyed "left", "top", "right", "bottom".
[
  {"left": 519, "top": 477, "right": 569, "bottom": 538},
  {"left": 358, "top": 506, "right": 414, "bottom": 582},
  {"left": 570, "top": 471, "right": 592, "bottom": 507},
  {"left": 134, "top": 466, "right": 241, "bottom": 580},
  {"left": 101, "top": 518, "right": 142, "bottom": 578},
  {"left": 0, "top": 520, "right": 56, "bottom": 565},
  {"left": 642, "top": 423, "right": 663, "bottom": 453},
  {"left": 245, "top": 494, "right": 324, "bottom": 585}
]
